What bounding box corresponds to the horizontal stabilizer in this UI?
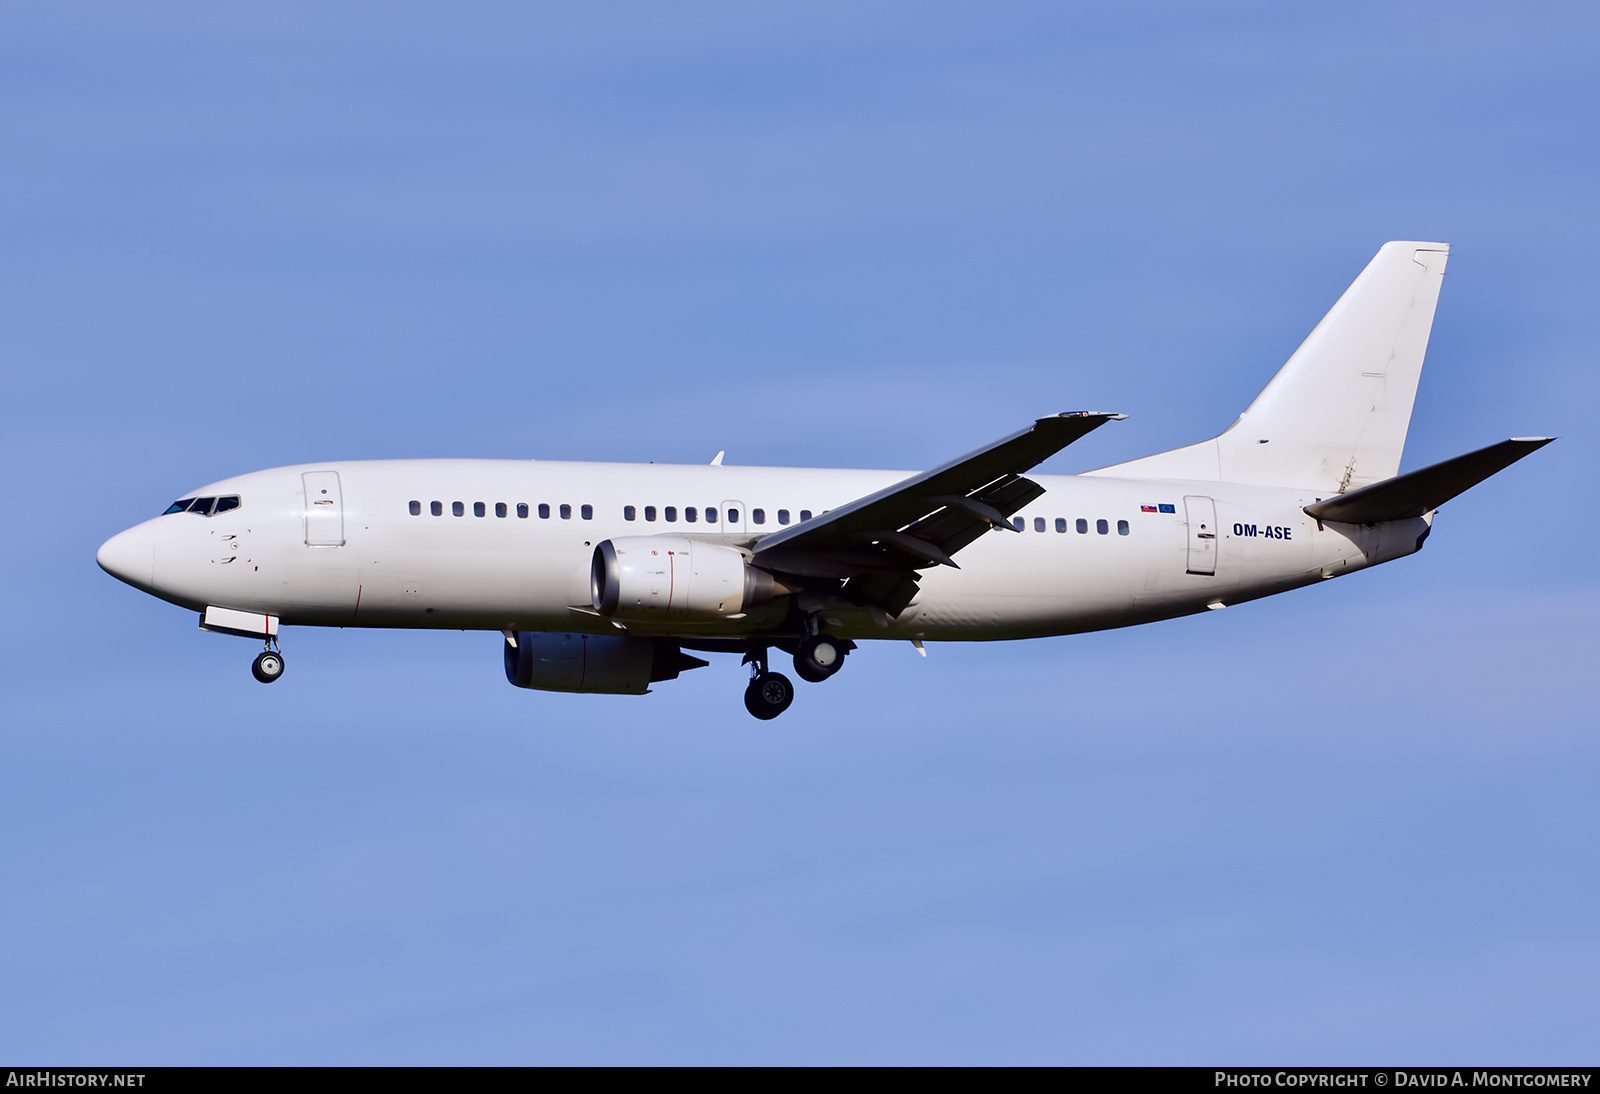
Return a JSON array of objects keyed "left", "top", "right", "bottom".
[{"left": 1304, "top": 437, "right": 1554, "bottom": 525}]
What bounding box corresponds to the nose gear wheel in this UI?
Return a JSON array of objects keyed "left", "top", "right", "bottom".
[{"left": 252, "top": 650, "right": 285, "bottom": 684}]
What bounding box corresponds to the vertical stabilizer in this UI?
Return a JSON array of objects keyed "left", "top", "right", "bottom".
[{"left": 1088, "top": 241, "right": 1449, "bottom": 493}]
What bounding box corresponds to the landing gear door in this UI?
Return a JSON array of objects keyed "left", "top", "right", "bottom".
[
  {"left": 303, "top": 471, "right": 345, "bottom": 547},
  {"left": 1184, "top": 495, "right": 1217, "bottom": 575}
]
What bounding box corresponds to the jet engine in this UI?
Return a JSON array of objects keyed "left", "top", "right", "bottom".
[
  {"left": 590, "top": 536, "right": 785, "bottom": 621},
  {"left": 503, "top": 631, "right": 707, "bottom": 694}
]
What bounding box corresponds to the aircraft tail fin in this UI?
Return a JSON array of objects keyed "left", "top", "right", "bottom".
[
  {"left": 1304, "top": 437, "right": 1553, "bottom": 524},
  {"left": 1088, "top": 241, "right": 1450, "bottom": 493}
]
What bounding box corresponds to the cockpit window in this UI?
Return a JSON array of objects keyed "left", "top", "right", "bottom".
[{"left": 162, "top": 494, "right": 240, "bottom": 517}]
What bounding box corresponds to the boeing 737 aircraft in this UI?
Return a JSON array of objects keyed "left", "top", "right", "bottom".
[{"left": 98, "top": 241, "right": 1551, "bottom": 719}]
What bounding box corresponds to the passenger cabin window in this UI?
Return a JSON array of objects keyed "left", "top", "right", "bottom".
[
  {"left": 581, "top": 504, "right": 593, "bottom": 520},
  {"left": 1076, "top": 518, "right": 1088, "bottom": 534},
  {"left": 432, "top": 501, "right": 443, "bottom": 516},
  {"left": 685, "top": 507, "right": 698, "bottom": 523},
  {"left": 452, "top": 501, "right": 465, "bottom": 517},
  {"left": 517, "top": 503, "right": 529, "bottom": 518},
  {"left": 1055, "top": 517, "right": 1067, "bottom": 533},
  {"left": 778, "top": 509, "right": 790, "bottom": 525},
  {"left": 473, "top": 501, "right": 486, "bottom": 517},
  {"left": 1012, "top": 517, "right": 1024, "bottom": 531},
  {"left": 665, "top": 507, "right": 678, "bottom": 522},
  {"left": 800, "top": 510, "right": 812, "bottom": 522},
  {"left": 409, "top": 500, "right": 421, "bottom": 516},
  {"left": 706, "top": 507, "right": 719, "bottom": 523},
  {"left": 1034, "top": 517, "right": 1046, "bottom": 532},
  {"left": 752, "top": 508, "right": 765, "bottom": 525},
  {"left": 624, "top": 505, "right": 636, "bottom": 521},
  {"left": 496, "top": 502, "right": 507, "bottom": 518},
  {"left": 645, "top": 506, "right": 657, "bottom": 522},
  {"left": 1097, "top": 519, "right": 1109, "bottom": 535},
  {"left": 727, "top": 508, "right": 739, "bottom": 523},
  {"left": 1118, "top": 519, "right": 1130, "bottom": 536},
  {"left": 560, "top": 504, "right": 572, "bottom": 520},
  {"left": 538, "top": 503, "right": 550, "bottom": 519}
]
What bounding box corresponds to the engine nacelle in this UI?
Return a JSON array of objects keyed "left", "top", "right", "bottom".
[
  {"left": 590, "top": 536, "right": 782, "bottom": 621},
  {"left": 503, "top": 631, "right": 706, "bottom": 694}
]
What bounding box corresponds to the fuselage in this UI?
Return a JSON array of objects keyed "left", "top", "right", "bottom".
[
  {"left": 91, "top": 242, "right": 1543, "bottom": 720},
  {"left": 97, "top": 458, "right": 1428, "bottom": 643}
]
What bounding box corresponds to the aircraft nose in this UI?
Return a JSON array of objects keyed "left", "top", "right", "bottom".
[{"left": 97, "top": 523, "right": 155, "bottom": 590}]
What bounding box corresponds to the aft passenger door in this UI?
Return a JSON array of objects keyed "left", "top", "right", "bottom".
[
  {"left": 303, "top": 471, "right": 345, "bottom": 547},
  {"left": 1184, "top": 495, "right": 1217, "bottom": 576}
]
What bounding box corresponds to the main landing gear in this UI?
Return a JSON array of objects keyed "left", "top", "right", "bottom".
[
  {"left": 744, "top": 669, "right": 794, "bottom": 720},
  {"left": 740, "top": 627, "right": 851, "bottom": 719},
  {"left": 251, "top": 637, "right": 285, "bottom": 684},
  {"left": 794, "top": 634, "right": 847, "bottom": 683},
  {"left": 742, "top": 647, "right": 793, "bottom": 720}
]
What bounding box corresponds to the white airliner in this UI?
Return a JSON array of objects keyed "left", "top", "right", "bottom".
[{"left": 98, "top": 241, "right": 1550, "bottom": 719}]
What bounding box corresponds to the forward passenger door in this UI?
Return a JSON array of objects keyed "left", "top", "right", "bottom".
[{"left": 303, "top": 471, "right": 345, "bottom": 547}]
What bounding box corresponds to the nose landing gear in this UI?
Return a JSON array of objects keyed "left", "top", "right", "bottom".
[{"left": 251, "top": 638, "right": 285, "bottom": 684}]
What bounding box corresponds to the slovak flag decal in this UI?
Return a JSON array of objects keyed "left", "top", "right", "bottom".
[{"left": 1140, "top": 505, "right": 1158, "bottom": 513}]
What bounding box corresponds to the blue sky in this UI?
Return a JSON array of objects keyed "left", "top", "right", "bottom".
[{"left": 1, "top": 1, "right": 1596, "bottom": 1063}]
